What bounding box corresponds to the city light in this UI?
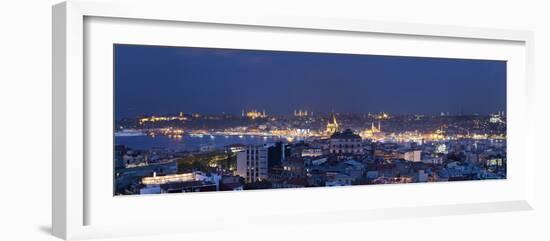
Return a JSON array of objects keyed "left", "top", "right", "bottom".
[{"left": 142, "top": 173, "right": 195, "bottom": 185}]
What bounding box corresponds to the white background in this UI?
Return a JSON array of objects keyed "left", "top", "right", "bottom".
[{"left": 0, "top": 0, "right": 548, "bottom": 240}]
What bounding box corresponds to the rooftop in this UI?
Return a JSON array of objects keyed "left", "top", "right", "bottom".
[{"left": 330, "top": 129, "right": 362, "bottom": 139}]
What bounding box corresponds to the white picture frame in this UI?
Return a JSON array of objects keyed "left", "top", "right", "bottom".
[{"left": 52, "top": 0, "right": 535, "bottom": 240}]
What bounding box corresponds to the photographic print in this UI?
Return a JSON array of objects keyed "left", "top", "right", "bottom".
[{"left": 114, "top": 44, "right": 506, "bottom": 196}]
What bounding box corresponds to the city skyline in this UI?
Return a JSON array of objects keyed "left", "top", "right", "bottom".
[
  {"left": 114, "top": 44, "right": 506, "bottom": 118},
  {"left": 114, "top": 44, "right": 507, "bottom": 196}
]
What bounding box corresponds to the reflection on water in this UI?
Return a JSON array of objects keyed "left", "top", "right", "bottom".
[{"left": 115, "top": 134, "right": 286, "bottom": 151}]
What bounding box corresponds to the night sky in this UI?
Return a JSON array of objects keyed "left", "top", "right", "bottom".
[{"left": 114, "top": 44, "right": 506, "bottom": 119}]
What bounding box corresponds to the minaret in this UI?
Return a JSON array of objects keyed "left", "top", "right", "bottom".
[
  {"left": 242, "top": 109, "right": 245, "bottom": 117},
  {"left": 378, "top": 120, "right": 381, "bottom": 132},
  {"left": 326, "top": 113, "right": 339, "bottom": 135},
  {"left": 332, "top": 114, "right": 338, "bottom": 128}
]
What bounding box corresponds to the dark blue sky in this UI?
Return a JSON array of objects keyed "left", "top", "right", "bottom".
[{"left": 114, "top": 44, "right": 506, "bottom": 119}]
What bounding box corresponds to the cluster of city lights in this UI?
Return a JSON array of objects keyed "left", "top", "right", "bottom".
[
  {"left": 122, "top": 110, "right": 506, "bottom": 143},
  {"left": 139, "top": 113, "right": 187, "bottom": 124},
  {"left": 242, "top": 109, "right": 267, "bottom": 119},
  {"left": 147, "top": 127, "right": 184, "bottom": 139},
  {"left": 140, "top": 124, "right": 503, "bottom": 143},
  {"left": 142, "top": 173, "right": 195, "bottom": 185}
]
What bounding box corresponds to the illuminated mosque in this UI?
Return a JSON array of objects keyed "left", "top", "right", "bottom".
[
  {"left": 325, "top": 113, "right": 340, "bottom": 135},
  {"left": 360, "top": 120, "right": 382, "bottom": 139},
  {"left": 242, "top": 109, "right": 267, "bottom": 119}
]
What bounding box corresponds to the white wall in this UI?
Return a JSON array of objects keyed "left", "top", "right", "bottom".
[{"left": 0, "top": 0, "right": 548, "bottom": 240}]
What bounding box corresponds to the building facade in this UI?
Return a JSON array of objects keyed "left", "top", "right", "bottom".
[
  {"left": 403, "top": 150, "right": 422, "bottom": 162},
  {"left": 329, "top": 129, "right": 364, "bottom": 155},
  {"left": 236, "top": 145, "right": 269, "bottom": 182}
]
